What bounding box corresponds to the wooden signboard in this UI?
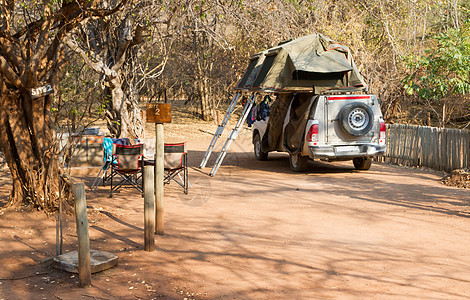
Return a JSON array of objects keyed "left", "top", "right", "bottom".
[
  {"left": 146, "top": 103, "right": 171, "bottom": 123},
  {"left": 30, "top": 84, "right": 54, "bottom": 99}
]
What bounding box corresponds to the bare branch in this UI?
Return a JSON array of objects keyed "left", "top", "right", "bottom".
[
  {"left": 82, "top": 0, "right": 130, "bottom": 18},
  {"left": 0, "top": 55, "right": 23, "bottom": 88},
  {"left": 65, "top": 37, "right": 112, "bottom": 76},
  {"left": 0, "top": 36, "right": 26, "bottom": 74}
]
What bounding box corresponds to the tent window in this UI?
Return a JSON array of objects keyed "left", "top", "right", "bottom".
[
  {"left": 293, "top": 70, "right": 345, "bottom": 81},
  {"left": 252, "top": 53, "right": 277, "bottom": 88},
  {"left": 236, "top": 58, "right": 259, "bottom": 89}
]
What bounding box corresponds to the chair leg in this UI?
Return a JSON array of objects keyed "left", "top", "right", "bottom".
[
  {"left": 110, "top": 171, "right": 143, "bottom": 195},
  {"left": 162, "top": 153, "right": 189, "bottom": 194},
  {"left": 110, "top": 169, "right": 113, "bottom": 198},
  {"left": 103, "top": 169, "right": 106, "bottom": 186},
  {"left": 91, "top": 168, "right": 104, "bottom": 191},
  {"left": 184, "top": 154, "right": 188, "bottom": 194}
]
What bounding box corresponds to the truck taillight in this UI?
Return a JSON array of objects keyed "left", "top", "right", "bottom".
[
  {"left": 307, "top": 122, "right": 319, "bottom": 145},
  {"left": 379, "top": 121, "right": 386, "bottom": 144}
]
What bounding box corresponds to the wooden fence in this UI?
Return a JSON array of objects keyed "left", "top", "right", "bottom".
[{"left": 376, "top": 124, "right": 469, "bottom": 172}]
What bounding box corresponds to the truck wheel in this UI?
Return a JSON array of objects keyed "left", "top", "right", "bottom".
[
  {"left": 253, "top": 132, "right": 268, "bottom": 161},
  {"left": 289, "top": 153, "right": 308, "bottom": 172},
  {"left": 339, "top": 102, "right": 374, "bottom": 136},
  {"left": 353, "top": 157, "right": 372, "bottom": 170}
]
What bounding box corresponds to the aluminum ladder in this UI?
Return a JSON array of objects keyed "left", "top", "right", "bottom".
[
  {"left": 199, "top": 92, "right": 241, "bottom": 169},
  {"left": 209, "top": 93, "right": 257, "bottom": 176}
]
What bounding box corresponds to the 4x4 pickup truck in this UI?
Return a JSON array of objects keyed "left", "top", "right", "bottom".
[{"left": 252, "top": 93, "right": 386, "bottom": 172}]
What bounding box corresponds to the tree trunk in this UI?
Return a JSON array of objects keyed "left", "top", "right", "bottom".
[
  {"left": 198, "top": 78, "right": 211, "bottom": 121},
  {"left": 196, "top": 61, "right": 213, "bottom": 121},
  {"left": 105, "top": 77, "right": 144, "bottom": 139},
  {"left": 0, "top": 91, "right": 63, "bottom": 212},
  {"left": 127, "top": 91, "right": 144, "bottom": 138},
  {"left": 0, "top": 0, "right": 128, "bottom": 212}
]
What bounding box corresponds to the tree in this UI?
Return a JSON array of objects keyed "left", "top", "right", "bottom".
[
  {"left": 403, "top": 23, "right": 470, "bottom": 127},
  {"left": 162, "top": 0, "right": 314, "bottom": 120},
  {"left": 66, "top": 1, "right": 178, "bottom": 138},
  {"left": 0, "top": 0, "right": 128, "bottom": 212}
]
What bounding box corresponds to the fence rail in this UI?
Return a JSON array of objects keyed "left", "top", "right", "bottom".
[{"left": 376, "top": 124, "right": 469, "bottom": 172}]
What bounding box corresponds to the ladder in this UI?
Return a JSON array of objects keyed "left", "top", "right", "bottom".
[
  {"left": 199, "top": 92, "right": 241, "bottom": 169},
  {"left": 209, "top": 93, "right": 257, "bottom": 177}
]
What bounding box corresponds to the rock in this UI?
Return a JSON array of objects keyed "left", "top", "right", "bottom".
[{"left": 53, "top": 250, "right": 118, "bottom": 273}]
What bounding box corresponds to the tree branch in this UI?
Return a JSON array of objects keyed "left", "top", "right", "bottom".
[
  {"left": 13, "top": 0, "right": 129, "bottom": 40},
  {"left": 30, "top": 17, "right": 54, "bottom": 80},
  {"left": 65, "top": 37, "right": 113, "bottom": 77},
  {"left": 0, "top": 55, "right": 23, "bottom": 88},
  {"left": 83, "top": 0, "right": 130, "bottom": 18},
  {"left": 0, "top": 36, "right": 26, "bottom": 74}
]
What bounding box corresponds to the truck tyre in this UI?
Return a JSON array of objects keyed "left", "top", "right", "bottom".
[
  {"left": 353, "top": 157, "right": 372, "bottom": 170},
  {"left": 339, "top": 102, "right": 374, "bottom": 136},
  {"left": 253, "top": 132, "right": 268, "bottom": 161},
  {"left": 289, "top": 153, "right": 308, "bottom": 172}
]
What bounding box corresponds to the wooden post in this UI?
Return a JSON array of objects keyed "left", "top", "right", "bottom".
[
  {"left": 146, "top": 102, "right": 170, "bottom": 235},
  {"left": 57, "top": 178, "right": 63, "bottom": 255},
  {"left": 56, "top": 215, "right": 60, "bottom": 255},
  {"left": 72, "top": 183, "right": 91, "bottom": 287},
  {"left": 144, "top": 165, "right": 155, "bottom": 251},
  {"left": 155, "top": 123, "right": 164, "bottom": 235}
]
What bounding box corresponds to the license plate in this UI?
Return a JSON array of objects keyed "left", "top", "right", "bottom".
[{"left": 335, "top": 146, "right": 360, "bottom": 152}]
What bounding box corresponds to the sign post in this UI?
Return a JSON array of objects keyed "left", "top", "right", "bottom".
[
  {"left": 143, "top": 165, "right": 155, "bottom": 251},
  {"left": 146, "top": 103, "right": 171, "bottom": 236},
  {"left": 72, "top": 183, "right": 91, "bottom": 287},
  {"left": 155, "top": 123, "right": 165, "bottom": 235}
]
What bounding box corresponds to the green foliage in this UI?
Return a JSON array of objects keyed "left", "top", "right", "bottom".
[{"left": 403, "top": 23, "right": 470, "bottom": 101}]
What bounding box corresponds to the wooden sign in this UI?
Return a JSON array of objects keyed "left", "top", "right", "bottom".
[
  {"left": 30, "top": 84, "right": 54, "bottom": 99},
  {"left": 146, "top": 103, "right": 171, "bottom": 123}
]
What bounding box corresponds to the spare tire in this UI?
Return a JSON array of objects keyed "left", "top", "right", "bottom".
[{"left": 338, "top": 102, "right": 374, "bottom": 136}]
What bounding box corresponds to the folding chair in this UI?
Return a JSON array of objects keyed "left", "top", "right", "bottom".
[
  {"left": 109, "top": 143, "right": 144, "bottom": 197},
  {"left": 164, "top": 142, "right": 189, "bottom": 194}
]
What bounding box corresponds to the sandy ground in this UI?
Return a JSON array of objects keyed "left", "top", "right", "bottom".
[{"left": 1, "top": 117, "right": 470, "bottom": 299}]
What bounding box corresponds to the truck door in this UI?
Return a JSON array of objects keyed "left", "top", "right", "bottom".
[{"left": 325, "top": 95, "right": 376, "bottom": 145}]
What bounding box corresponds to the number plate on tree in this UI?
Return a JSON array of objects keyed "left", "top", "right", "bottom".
[{"left": 30, "top": 85, "right": 54, "bottom": 99}]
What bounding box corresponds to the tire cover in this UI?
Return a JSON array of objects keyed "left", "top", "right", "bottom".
[{"left": 338, "top": 102, "right": 374, "bottom": 136}]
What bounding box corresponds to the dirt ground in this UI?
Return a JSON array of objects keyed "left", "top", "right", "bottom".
[{"left": 1, "top": 114, "right": 470, "bottom": 300}]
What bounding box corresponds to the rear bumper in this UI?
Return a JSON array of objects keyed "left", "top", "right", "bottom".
[{"left": 309, "top": 144, "right": 386, "bottom": 160}]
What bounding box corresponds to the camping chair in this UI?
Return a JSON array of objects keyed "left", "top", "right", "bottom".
[
  {"left": 91, "top": 138, "right": 133, "bottom": 191},
  {"left": 164, "top": 142, "right": 189, "bottom": 194},
  {"left": 109, "top": 143, "right": 144, "bottom": 197}
]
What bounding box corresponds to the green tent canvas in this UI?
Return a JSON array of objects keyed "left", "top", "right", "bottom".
[{"left": 235, "top": 33, "right": 367, "bottom": 94}]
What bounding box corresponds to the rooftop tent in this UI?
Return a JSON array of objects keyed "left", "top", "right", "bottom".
[
  {"left": 235, "top": 33, "right": 367, "bottom": 93},
  {"left": 236, "top": 52, "right": 266, "bottom": 90}
]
